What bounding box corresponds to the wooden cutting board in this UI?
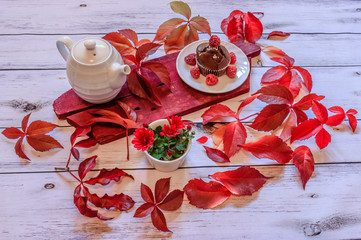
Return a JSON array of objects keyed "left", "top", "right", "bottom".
[{"left": 53, "top": 41, "right": 260, "bottom": 144}]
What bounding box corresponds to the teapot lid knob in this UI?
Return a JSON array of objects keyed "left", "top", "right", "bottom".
[{"left": 84, "top": 40, "right": 96, "bottom": 50}]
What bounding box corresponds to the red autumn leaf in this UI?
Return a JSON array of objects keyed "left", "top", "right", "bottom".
[
  {"left": 292, "top": 94, "right": 325, "bottom": 110},
  {"left": 151, "top": 207, "right": 171, "bottom": 232},
  {"left": 196, "top": 136, "right": 208, "bottom": 144},
  {"left": 293, "top": 146, "right": 314, "bottom": 189},
  {"left": 212, "top": 124, "right": 227, "bottom": 149},
  {"left": 26, "top": 120, "right": 57, "bottom": 135},
  {"left": 134, "top": 203, "right": 155, "bottom": 218},
  {"left": 221, "top": 10, "right": 242, "bottom": 36},
  {"left": 203, "top": 146, "right": 230, "bottom": 163},
  {"left": 225, "top": 11, "right": 245, "bottom": 42},
  {"left": 329, "top": 106, "right": 345, "bottom": 114},
  {"left": 78, "top": 156, "right": 97, "bottom": 180},
  {"left": 210, "top": 166, "right": 269, "bottom": 195},
  {"left": 88, "top": 109, "right": 137, "bottom": 129},
  {"left": 293, "top": 107, "right": 309, "bottom": 124},
  {"left": 155, "top": 178, "right": 171, "bottom": 203},
  {"left": 271, "top": 56, "right": 294, "bottom": 68},
  {"left": 158, "top": 190, "right": 184, "bottom": 211},
  {"left": 262, "top": 46, "right": 287, "bottom": 59},
  {"left": 21, "top": 113, "right": 31, "bottom": 132},
  {"left": 142, "top": 61, "right": 171, "bottom": 89},
  {"left": 284, "top": 71, "right": 302, "bottom": 98},
  {"left": 183, "top": 179, "right": 231, "bottom": 209},
  {"left": 267, "top": 31, "right": 290, "bottom": 40},
  {"left": 346, "top": 109, "right": 358, "bottom": 115},
  {"left": 2, "top": 127, "right": 24, "bottom": 139},
  {"left": 280, "top": 110, "right": 297, "bottom": 141},
  {"left": 312, "top": 101, "right": 328, "bottom": 124},
  {"left": 136, "top": 42, "right": 162, "bottom": 63},
  {"left": 170, "top": 1, "right": 191, "bottom": 19},
  {"left": 241, "top": 135, "right": 293, "bottom": 164},
  {"left": 86, "top": 191, "right": 135, "bottom": 211},
  {"left": 291, "top": 119, "right": 323, "bottom": 143},
  {"left": 103, "top": 32, "right": 134, "bottom": 56},
  {"left": 249, "top": 104, "right": 290, "bottom": 131},
  {"left": 164, "top": 24, "right": 188, "bottom": 53},
  {"left": 236, "top": 94, "right": 258, "bottom": 116},
  {"left": 26, "top": 134, "right": 63, "bottom": 152},
  {"left": 201, "top": 104, "right": 237, "bottom": 124},
  {"left": 346, "top": 109, "right": 358, "bottom": 132},
  {"left": 118, "top": 29, "right": 138, "bottom": 46},
  {"left": 74, "top": 137, "right": 98, "bottom": 148},
  {"left": 223, "top": 121, "right": 247, "bottom": 157},
  {"left": 315, "top": 128, "right": 331, "bottom": 149},
  {"left": 140, "top": 183, "right": 155, "bottom": 204},
  {"left": 71, "top": 147, "right": 80, "bottom": 161},
  {"left": 261, "top": 66, "right": 288, "bottom": 84},
  {"left": 70, "top": 126, "right": 92, "bottom": 145},
  {"left": 243, "top": 12, "right": 263, "bottom": 43},
  {"left": 189, "top": 16, "right": 211, "bottom": 35},
  {"left": 154, "top": 18, "right": 186, "bottom": 42},
  {"left": 15, "top": 136, "right": 29, "bottom": 160},
  {"left": 292, "top": 66, "right": 312, "bottom": 92},
  {"left": 73, "top": 185, "right": 111, "bottom": 220},
  {"left": 84, "top": 168, "right": 134, "bottom": 185},
  {"left": 255, "top": 84, "right": 294, "bottom": 105},
  {"left": 326, "top": 113, "right": 345, "bottom": 126}
]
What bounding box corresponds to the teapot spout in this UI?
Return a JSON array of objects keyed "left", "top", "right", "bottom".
[{"left": 109, "top": 63, "right": 131, "bottom": 89}]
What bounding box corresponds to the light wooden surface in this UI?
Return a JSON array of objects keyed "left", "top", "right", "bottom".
[{"left": 0, "top": 0, "right": 360, "bottom": 239}]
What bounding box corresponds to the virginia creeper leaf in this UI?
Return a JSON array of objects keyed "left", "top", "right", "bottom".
[
  {"left": 136, "top": 43, "right": 162, "bottom": 63},
  {"left": 312, "top": 101, "right": 328, "bottom": 124},
  {"left": 164, "top": 24, "right": 188, "bottom": 53},
  {"left": 142, "top": 61, "right": 171, "bottom": 89},
  {"left": 26, "top": 134, "right": 63, "bottom": 152},
  {"left": 243, "top": 12, "right": 263, "bottom": 43},
  {"left": 155, "top": 178, "right": 171, "bottom": 203},
  {"left": 71, "top": 147, "right": 80, "bottom": 161},
  {"left": 183, "top": 179, "right": 231, "bottom": 209},
  {"left": 293, "top": 108, "right": 308, "bottom": 124},
  {"left": 154, "top": 18, "right": 186, "bottom": 42},
  {"left": 280, "top": 110, "right": 297, "bottom": 141},
  {"left": 201, "top": 104, "right": 236, "bottom": 124},
  {"left": 223, "top": 121, "right": 247, "bottom": 157},
  {"left": 21, "top": 113, "right": 31, "bottom": 132},
  {"left": 241, "top": 135, "right": 293, "bottom": 164},
  {"left": 293, "top": 146, "right": 314, "bottom": 189},
  {"left": 236, "top": 94, "right": 258, "bottom": 116},
  {"left": 84, "top": 168, "right": 134, "bottom": 185},
  {"left": 291, "top": 119, "right": 323, "bottom": 143},
  {"left": 261, "top": 66, "right": 288, "bottom": 84},
  {"left": 212, "top": 124, "right": 227, "bottom": 149},
  {"left": 255, "top": 84, "right": 294, "bottom": 105},
  {"left": 15, "top": 136, "right": 29, "bottom": 160},
  {"left": 249, "top": 104, "right": 290, "bottom": 131},
  {"left": 74, "top": 137, "right": 98, "bottom": 148},
  {"left": 158, "top": 190, "right": 184, "bottom": 211},
  {"left": 118, "top": 29, "right": 138, "bottom": 46},
  {"left": 70, "top": 126, "right": 92, "bottom": 145},
  {"left": 262, "top": 46, "right": 287, "bottom": 59},
  {"left": 151, "top": 207, "right": 171, "bottom": 232},
  {"left": 78, "top": 156, "right": 97, "bottom": 180},
  {"left": 141, "top": 183, "right": 155, "bottom": 204},
  {"left": 292, "top": 94, "right": 325, "bottom": 110},
  {"left": 347, "top": 114, "right": 357, "bottom": 132},
  {"left": 2, "top": 127, "right": 24, "bottom": 139},
  {"left": 292, "top": 66, "right": 312, "bottom": 92},
  {"left": 170, "top": 1, "right": 191, "bottom": 19},
  {"left": 26, "top": 120, "right": 57, "bottom": 135},
  {"left": 226, "top": 11, "right": 244, "bottom": 42},
  {"left": 134, "top": 203, "right": 155, "bottom": 218},
  {"left": 221, "top": 10, "right": 242, "bottom": 36},
  {"left": 267, "top": 31, "right": 290, "bottom": 40},
  {"left": 210, "top": 166, "right": 269, "bottom": 195},
  {"left": 315, "top": 128, "right": 331, "bottom": 149},
  {"left": 190, "top": 16, "right": 211, "bottom": 35},
  {"left": 346, "top": 109, "right": 358, "bottom": 115},
  {"left": 203, "top": 146, "right": 230, "bottom": 163},
  {"left": 196, "top": 136, "right": 208, "bottom": 144},
  {"left": 86, "top": 191, "right": 135, "bottom": 211}
]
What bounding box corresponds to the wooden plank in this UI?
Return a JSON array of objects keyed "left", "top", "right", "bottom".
[
  {"left": 0, "top": 0, "right": 360, "bottom": 34},
  {"left": 0, "top": 119, "right": 360, "bottom": 173},
  {"left": 1, "top": 164, "right": 361, "bottom": 239},
  {"left": 0, "top": 67, "right": 359, "bottom": 128},
  {"left": 1, "top": 34, "right": 361, "bottom": 70}
]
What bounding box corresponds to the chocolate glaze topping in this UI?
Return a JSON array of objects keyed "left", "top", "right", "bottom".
[{"left": 196, "top": 43, "right": 230, "bottom": 70}]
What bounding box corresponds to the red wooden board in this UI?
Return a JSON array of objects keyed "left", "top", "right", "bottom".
[{"left": 53, "top": 42, "right": 260, "bottom": 144}]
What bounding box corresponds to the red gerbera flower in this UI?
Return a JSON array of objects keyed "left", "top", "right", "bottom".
[
  {"left": 131, "top": 127, "right": 154, "bottom": 151},
  {"left": 167, "top": 115, "right": 185, "bottom": 130},
  {"left": 160, "top": 124, "right": 180, "bottom": 137}
]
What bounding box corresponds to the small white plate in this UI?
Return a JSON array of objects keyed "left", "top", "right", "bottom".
[{"left": 176, "top": 40, "right": 250, "bottom": 94}]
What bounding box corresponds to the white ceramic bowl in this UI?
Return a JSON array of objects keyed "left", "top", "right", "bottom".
[{"left": 145, "top": 119, "right": 192, "bottom": 172}]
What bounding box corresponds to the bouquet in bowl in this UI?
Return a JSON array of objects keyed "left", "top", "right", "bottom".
[{"left": 132, "top": 116, "right": 194, "bottom": 161}]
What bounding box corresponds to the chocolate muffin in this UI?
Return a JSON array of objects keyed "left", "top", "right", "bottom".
[{"left": 196, "top": 42, "right": 230, "bottom": 77}]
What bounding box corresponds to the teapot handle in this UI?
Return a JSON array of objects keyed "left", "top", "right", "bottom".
[{"left": 56, "top": 36, "right": 73, "bottom": 61}]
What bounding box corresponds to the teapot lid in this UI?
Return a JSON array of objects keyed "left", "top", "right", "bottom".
[{"left": 72, "top": 38, "right": 111, "bottom": 65}]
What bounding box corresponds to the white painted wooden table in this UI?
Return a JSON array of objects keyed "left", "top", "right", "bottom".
[{"left": 1, "top": 0, "right": 361, "bottom": 239}]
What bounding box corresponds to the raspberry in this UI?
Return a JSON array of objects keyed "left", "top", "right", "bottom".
[
  {"left": 190, "top": 66, "right": 200, "bottom": 79},
  {"left": 187, "top": 125, "right": 192, "bottom": 130},
  {"left": 230, "top": 52, "right": 237, "bottom": 64},
  {"left": 209, "top": 35, "right": 220, "bottom": 47},
  {"left": 206, "top": 74, "right": 219, "bottom": 85},
  {"left": 167, "top": 150, "right": 173, "bottom": 156},
  {"left": 226, "top": 66, "right": 237, "bottom": 78},
  {"left": 184, "top": 53, "right": 196, "bottom": 66}
]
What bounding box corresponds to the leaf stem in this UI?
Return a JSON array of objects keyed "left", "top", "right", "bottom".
[
  {"left": 67, "top": 170, "right": 81, "bottom": 182},
  {"left": 126, "top": 128, "right": 129, "bottom": 161},
  {"left": 239, "top": 113, "right": 258, "bottom": 122}
]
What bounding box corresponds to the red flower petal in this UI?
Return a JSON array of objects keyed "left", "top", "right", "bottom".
[
  {"left": 158, "top": 190, "right": 184, "bottom": 211},
  {"left": 291, "top": 119, "right": 323, "bottom": 143},
  {"left": 203, "top": 146, "right": 230, "bottom": 163},
  {"left": 201, "top": 104, "right": 236, "bottom": 124},
  {"left": 2, "top": 127, "right": 24, "bottom": 139},
  {"left": 78, "top": 156, "right": 97, "bottom": 180},
  {"left": 155, "top": 178, "right": 170, "bottom": 203},
  {"left": 293, "top": 146, "right": 314, "bottom": 189},
  {"left": 196, "top": 136, "right": 208, "bottom": 144},
  {"left": 134, "top": 203, "right": 155, "bottom": 218},
  {"left": 210, "top": 166, "right": 269, "bottom": 196},
  {"left": 315, "top": 128, "right": 331, "bottom": 149},
  {"left": 241, "top": 135, "right": 293, "bottom": 164},
  {"left": 223, "top": 121, "right": 247, "bottom": 157},
  {"left": 140, "top": 183, "right": 155, "bottom": 204},
  {"left": 183, "top": 179, "right": 231, "bottom": 209},
  {"left": 151, "top": 207, "right": 171, "bottom": 232},
  {"left": 267, "top": 31, "right": 290, "bottom": 40},
  {"left": 312, "top": 101, "right": 328, "bottom": 124},
  {"left": 84, "top": 168, "right": 133, "bottom": 185}
]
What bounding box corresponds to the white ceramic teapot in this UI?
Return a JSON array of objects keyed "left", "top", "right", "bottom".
[{"left": 56, "top": 36, "right": 131, "bottom": 104}]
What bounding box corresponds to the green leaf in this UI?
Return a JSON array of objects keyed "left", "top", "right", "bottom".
[
  {"left": 175, "top": 145, "right": 185, "bottom": 151},
  {"left": 170, "top": 1, "right": 191, "bottom": 20}
]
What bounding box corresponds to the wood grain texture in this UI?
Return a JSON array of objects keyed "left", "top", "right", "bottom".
[
  {"left": 0, "top": 34, "right": 361, "bottom": 70},
  {"left": 1, "top": 164, "right": 361, "bottom": 239},
  {"left": 0, "top": 0, "right": 360, "bottom": 34}
]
